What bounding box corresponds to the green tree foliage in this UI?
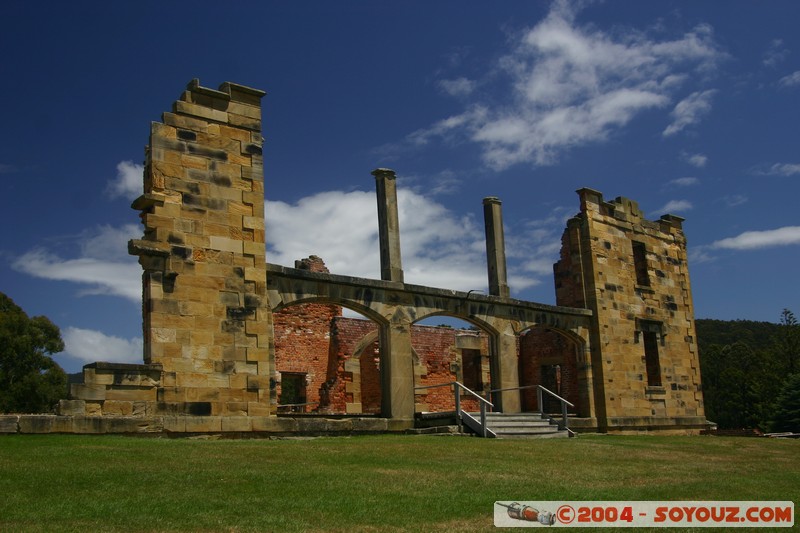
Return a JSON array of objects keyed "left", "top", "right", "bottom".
[
  {"left": 768, "top": 373, "right": 800, "bottom": 433},
  {"left": 697, "top": 310, "right": 797, "bottom": 431},
  {"left": 778, "top": 309, "right": 799, "bottom": 375},
  {"left": 0, "top": 292, "right": 67, "bottom": 413}
]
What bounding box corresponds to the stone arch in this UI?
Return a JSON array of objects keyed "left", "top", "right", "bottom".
[
  {"left": 517, "top": 324, "right": 588, "bottom": 416},
  {"left": 408, "top": 314, "right": 495, "bottom": 413},
  {"left": 272, "top": 297, "right": 390, "bottom": 415},
  {"left": 270, "top": 295, "right": 387, "bottom": 327}
]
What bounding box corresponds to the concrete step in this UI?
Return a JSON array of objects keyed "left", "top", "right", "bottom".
[{"left": 467, "top": 412, "right": 570, "bottom": 439}]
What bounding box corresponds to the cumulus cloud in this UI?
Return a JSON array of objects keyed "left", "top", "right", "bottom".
[
  {"left": 437, "top": 77, "right": 476, "bottom": 97},
  {"left": 106, "top": 160, "right": 143, "bottom": 200},
  {"left": 668, "top": 177, "right": 699, "bottom": 187},
  {"left": 663, "top": 89, "right": 717, "bottom": 136},
  {"left": 266, "top": 187, "right": 539, "bottom": 294},
  {"left": 711, "top": 226, "right": 800, "bottom": 250},
  {"left": 397, "top": 1, "right": 723, "bottom": 169},
  {"left": 62, "top": 327, "right": 142, "bottom": 365},
  {"left": 682, "top": 152, "right": 708, "bottom": 167},
  {"left": 13, "top": 224, "right": 142, "bottom": 302},
  {"left": 656, "top": 199, "right": 693, "bottom": 214},
  {"left": 778, "top": 71, "right": 800, "bottom": 88}
]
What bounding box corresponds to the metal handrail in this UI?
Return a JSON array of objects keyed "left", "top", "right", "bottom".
[
  {"left": 489, "top": 384, "right": 575, "bottom": 435},
  {"left": 537, "top": 385, "right": 573, "bottom": 433},
  {"left": 415, "top": 381, "right": 494, "bottom": 437}
]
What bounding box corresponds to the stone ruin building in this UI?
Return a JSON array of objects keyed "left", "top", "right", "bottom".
[{"left": 0, "top": 79, "right": 707, "bottom": 437}]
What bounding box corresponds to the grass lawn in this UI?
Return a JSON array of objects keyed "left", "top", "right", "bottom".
[{"left": 0, "top": 433, "right": 797, "bottom": 532}]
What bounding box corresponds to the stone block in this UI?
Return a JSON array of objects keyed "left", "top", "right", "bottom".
[
  {"left": 17, "top": 415, "right": 55, "bottom": 434},
  {"left": 184, "top": 416, "right": 222, "bottom": 433},
  {"left": 105, "top": 387, "right": 157, "bottom": 402},
  {"left": 247, "top": 402, "right": 272, "bottom": 417},
  {"left": 352, "top": 418, "right": 389, "bottom": 432},
  {"left": 0, "top": 415, "right": 19, "bottom": 433},
  {"left": 58, "top": 399, "right": 86, "bottom": 416},
  {"left": 174, "top": 100, "right": 228, "bottom": 124},
  {"left": 102, "top": 400, "right": 134, "bottom": 416},
  {"left": 221, "top": 416, "right": 252, "bottom": 432},
  {"left": 162, "top": 112, "right": 209, "bottom": 132},
  {"left": 71, "top": 383, "right": 107, "bottom": 401},
  {"left": 163, "top": 416, "right": 187, "bottom": 432},
  {"left": 209, "top": 235, "right": 243, "bottom": 254},
  {"left": 345, "top": 402, "right": 363, "bottom": 414}
]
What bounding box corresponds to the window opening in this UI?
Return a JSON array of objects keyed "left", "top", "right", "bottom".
[
  {"left": 632, "top": 241, "right": 650, "bottom": 286},
  {"left": 643, "top": 331, "right": 661, "bottom": 387}
]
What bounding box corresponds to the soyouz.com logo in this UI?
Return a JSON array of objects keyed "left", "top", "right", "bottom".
[{"left": 493, "top": 501, "right": 794, "bottom": 527}]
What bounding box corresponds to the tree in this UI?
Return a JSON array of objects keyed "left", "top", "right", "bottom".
[
  {"left": 778, "top": 309, "right": 799, "bottom": 375},
  {"left": 769, "top": 373, "right": 800, "bottom": 433},
  {"left": 0, "top": 292, "right": 67, "bottom": 413}
]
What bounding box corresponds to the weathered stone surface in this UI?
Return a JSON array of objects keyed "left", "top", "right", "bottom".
[{"left": 0, "top": 416, "right": 19, "bottom": 433}]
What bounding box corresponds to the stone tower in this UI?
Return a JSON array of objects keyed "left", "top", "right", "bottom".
[
  {"left": 127, "top": 79, "right": 272, "bottom": 426},
  {"left": 554, "top": 188, "right": 706, "bottom": 433}
]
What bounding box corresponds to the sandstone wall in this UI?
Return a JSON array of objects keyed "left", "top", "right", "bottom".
[{"left": 554, "top": 188, "right": 705, "bottom": 431}]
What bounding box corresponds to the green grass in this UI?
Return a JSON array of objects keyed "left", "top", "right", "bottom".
[{"left": 0, "top": 434, "right": 797, "bottom": 532}]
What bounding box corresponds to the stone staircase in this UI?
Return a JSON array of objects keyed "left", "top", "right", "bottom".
[{"left": 470, "top": 412, "right": 571, "bottom": 439}]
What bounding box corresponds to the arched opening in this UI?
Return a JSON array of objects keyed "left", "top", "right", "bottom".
[
  {"left": 272, "top": 300, "right": 384, "bottom": 416},
  {"left": 411, "top": 315, "right": 495, "bottom": 414},
  {"left": 518, "top": 325, "right": 582, "bottom": 415}
]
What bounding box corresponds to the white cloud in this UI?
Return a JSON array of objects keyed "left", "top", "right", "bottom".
[
  {"left": 656, "top": 199, "right": 693, "bottom": 214},
  {"left": 266, "top": 187, "right": 539, "bottom": 294},
  {"left": 62, "top": 327, "right": 142, "bottom": 365},
  {"left": 106, "top": 161, "right": 143, "bottom": 200},
  {"left": 722, "top": 194, "right": 748, "bottom": 207},
  {"left": 437, "top": 77, "right": 476, "bottom": 97},
  {"left": 398, "top": 1, "right": 723, "bottom": 170},
  {"left": 763, "top": 39, "right": 789, "bottom": 68},
  {"left": 0, "top": 163, "right": 17, "bottom": 174},
  {"left": 759, "top": 162, "right": 800, "bottom": 176},
  {"left": 668, "top": 177, "right": 699, "bottom": 187},
  {"left": 711, "top": 226, "right": 800, "bottom": 250},
  {"left": 778, "top": 71, "right": 800, "bottom": 88},
  {"left": 663, "top": 89, "right": 717, "bottom": 136},
  {"left": 13, "top": 224, "right": 142, "bottom": 302},
  {"left": 682, "top": 152, "right": 708, "bottom": 167}
]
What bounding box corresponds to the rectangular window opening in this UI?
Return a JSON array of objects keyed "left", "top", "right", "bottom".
[
  {"left": 643, "top": 331, "right": 662, "bottom": 387},
  {"left": 632, "top": 241, "right": 650, "bottom": 286},
  {"left": 279, "top": 372, "right": 307, "bottom": 412}
]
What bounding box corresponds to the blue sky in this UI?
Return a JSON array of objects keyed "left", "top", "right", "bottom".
[{"left": 2, "top": 1, "right": 799, "bottom": 373}]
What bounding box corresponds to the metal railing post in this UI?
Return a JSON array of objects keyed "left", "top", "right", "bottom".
[
  {"left": 480, "top": 400, "right": 487, "bottom": 437},
  {"left": 562, "top": 400, "right": 568, "bottom": 431},
  {"left": 454, "top": 382, "right": 462, "bottom": 434},
  {"left": 537, "top": 387, "right": 543, "bottom": 417}
]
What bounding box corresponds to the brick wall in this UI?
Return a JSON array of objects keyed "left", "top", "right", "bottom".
[
  {"left": 519, "top": 326, "right": 580, "bottom": 413},
  {"left": 272, "top": 256, "right": 341, "bottom": 411}
]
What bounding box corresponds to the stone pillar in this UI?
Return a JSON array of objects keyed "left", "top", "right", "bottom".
[
  {"left": 379, "top": 308, "right": 414, "bottom": 426},
  {"left": 128, "top": 79, "right": 272, "bottom": 420},
  {"left": 483, "top": 197, "right": 510, "bottom": 298},
  {"left": 373, "top": 168, "right": 404, "bottom": 283},
  {"left": 494, "top": 321, "right": 521, "bottom": 413}
]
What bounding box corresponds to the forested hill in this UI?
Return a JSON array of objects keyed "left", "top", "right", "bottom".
[{"left": 695, "top": 318, "right": 781, "bottom": 350}]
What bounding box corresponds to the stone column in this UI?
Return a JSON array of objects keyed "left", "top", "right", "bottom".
[
  {"left": 483, "top": 197, "right": 510, "bottom": 298},
  {"left": 494, "top": 321, "right": 521, "bottom": 413},
  {"left": 379, "top": 307, "right": 415, "bottom": 427},
  {"left": 373, "top": 168, "right": 404, "bottom": 283}
]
